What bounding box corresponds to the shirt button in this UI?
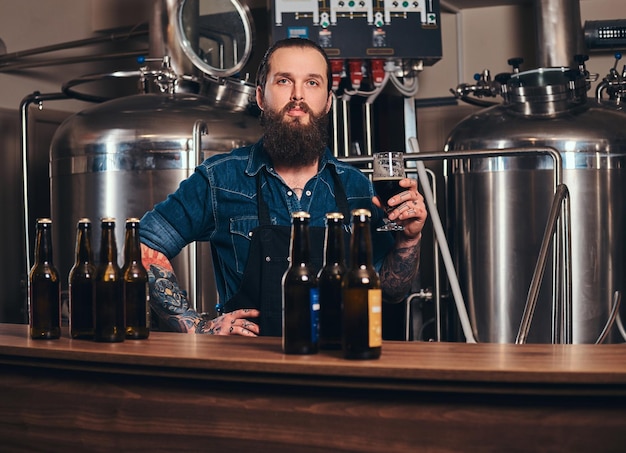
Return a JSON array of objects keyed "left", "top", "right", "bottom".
[
  {"left": 265, "top": 256, "right": 271, "bottom": 262},
  {"left": 305, "top": 190, "right": 312, "bottom": 196},
  {"left": 287, "top": 190, "right": 294, "bottom": 196}
]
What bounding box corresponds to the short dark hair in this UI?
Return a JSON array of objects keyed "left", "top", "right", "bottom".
[{"left": 255, "top": 38, "right": 332, "bottom": 94}]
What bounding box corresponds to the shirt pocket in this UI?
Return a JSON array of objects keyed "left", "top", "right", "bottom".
[{"left": 229, "top": 216, "right": 259, "bottom": 274}]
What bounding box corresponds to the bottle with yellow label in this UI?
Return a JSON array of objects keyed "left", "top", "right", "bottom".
[{"left": 342, "top": 209, "right": 382, "bottom": 359}]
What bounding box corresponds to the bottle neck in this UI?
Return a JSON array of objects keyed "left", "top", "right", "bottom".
[
  {"left": 100, "top": 226, "right": 118, "bottom": 264},
  {"left": 290, "top": 219, "right": 311, "bottom": 265},
  {"left": 35, "top": 225, "right": 54, "bottom": 265},
  {"left": 75, "top": 225, "right": 93, "bottom": 263},
  {"left": 349, "top": 220, "right": 373, "bottom": 268},
  {"left": 324, "top": 221, "right": 345, "bottom": 266},
  {"left": 124, "top": 225, "right": 142, "bottom": 264}
]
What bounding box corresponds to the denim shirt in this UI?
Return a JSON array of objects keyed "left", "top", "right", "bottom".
[{"left": 139, "top": 140, "right": 394, "bottom": 303}]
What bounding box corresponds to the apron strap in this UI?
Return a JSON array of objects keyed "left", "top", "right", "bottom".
[
  {"left": 329, "top": 167, "right": 351, "bottom": 225},
  {"left": 257, "top": 171, "right": 272, "bottom": 226}
]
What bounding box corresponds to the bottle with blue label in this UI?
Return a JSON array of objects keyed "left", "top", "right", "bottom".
[{"left": 282, "top": 211, "right": 319, "bottom": 354}]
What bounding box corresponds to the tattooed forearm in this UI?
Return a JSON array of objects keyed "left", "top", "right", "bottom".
[
  {"left": 379, "top": 241, "right": 421, "bottom": 303},
  {"left": 147, "top": 263, "right": 204, "bottom": 333},
  {"left": 141, "top": 244, "right": 174, "bottom": 272}
]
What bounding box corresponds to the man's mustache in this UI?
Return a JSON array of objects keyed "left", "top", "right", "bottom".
[{"left": 281, "top": 101, "right": 311, "bottom": 114}]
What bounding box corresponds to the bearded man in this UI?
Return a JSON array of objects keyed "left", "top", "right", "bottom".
[{"left": 139, "top": 38, "right": 426, "bottom": 336}]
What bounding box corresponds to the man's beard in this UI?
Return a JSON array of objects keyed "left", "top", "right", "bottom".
[{"left": 260, "top": 100, "right": 329, "bottom": 168}]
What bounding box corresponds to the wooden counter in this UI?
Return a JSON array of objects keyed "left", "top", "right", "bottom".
[{"left": 1, "top": 323, "right": 625, "bottom": 452}]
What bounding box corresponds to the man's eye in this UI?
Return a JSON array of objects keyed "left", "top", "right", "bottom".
[{"left": 307, "top": 80, "right": 319, "bottom": 86}]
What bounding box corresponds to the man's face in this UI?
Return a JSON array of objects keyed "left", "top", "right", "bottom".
[
  {"left": 256, "top": 46, "right": 332, "bottom": 125},
  {"left": 256, "top": 46, "right": 332, "bottom": 167}
]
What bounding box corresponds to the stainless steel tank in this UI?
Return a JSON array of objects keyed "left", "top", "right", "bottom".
[
  {"left": 50, "top": 90, "right": 261, "bottom": 314},
  {"left": 445, "top": 67, "right": 626, "bottom": 343},
  {"left": 48, "top": 0, "right": 260, "bottom": 317}
]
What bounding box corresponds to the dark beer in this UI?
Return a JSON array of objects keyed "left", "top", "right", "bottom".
[
  {"left": 373, "top": 177, "right": 404, "bottom": 211},
  {"left": 282, "top": 211, "right": 319, "bottom": 354},
  {"left": 29, "top": 218, "right": 61, "bottom": 340},
  {"left": 94, "top": 218, "right": 125, "bottom": 342},
  {"left": 342, "top": 209, "right": 382, "bottom": 359},
  {"left": 69, "top": 218, "right": 96, "bottom": 339},
  {"left": 317, "top": 212, "right": 346, "bottom": 350},
  {"left": 122, "top": 218, "right": 150, "bottom": 339}
]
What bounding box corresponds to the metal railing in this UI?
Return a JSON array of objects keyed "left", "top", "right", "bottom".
[{"left": 342, "top": 143, "right": 573, "bottom": 344}]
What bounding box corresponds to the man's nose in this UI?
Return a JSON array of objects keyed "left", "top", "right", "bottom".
[{"left": 291, "top": 86, "right": 303, "bottom": 101}]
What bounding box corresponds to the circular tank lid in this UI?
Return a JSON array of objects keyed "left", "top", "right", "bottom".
[
  {"left": 507, "top": 67, "right": 588, "bottom": 103},
  {"left": 175, "top": 0, "right": 253, "bottom": 79}
]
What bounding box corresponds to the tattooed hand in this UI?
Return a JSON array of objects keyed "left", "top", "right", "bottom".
[
  {"left": 374, "top": 177, "right": 427, "bottom": 303},
  {"left": 148, "top": 264, "right": 260, "bottom": 335},
  {"left": 373, "top": 177, "right": 427, "bottom": 243},
  {"left": 197, "top": 309, "right": 260, "bottom": 336}
]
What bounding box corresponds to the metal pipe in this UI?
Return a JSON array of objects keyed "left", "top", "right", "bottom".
[
  {"left": 20, "top": 92, "right": 69, "bottom": 282},
  {"left": 152, "top": 0, "right": 197, "bottom": 77},
  {"left": 403, "top": 167, "right": 438, "bottom": 342},
  {"left": 534, "top": 0, "right": 584, "bottom": 68},
  {"left": 331, "top": 94, "right": 340, "bottom": 157},
  {"left": 595, "top": 291, "right": 622, "bottom": 344},
  {"left": 0, "top": 50, "right": 147, "bottom": 73},
  {"left": 425, "top": 166, "right": 442, "bottom": 343},
  {"left": 409, "top": 137, "right": 476, "bottom": 343},
  {"left": 0, "top": 29, "right": 147, "bottom": 64},
  {"left": 561, "top": 192, "right": 573, "bottom": 343},
  {"left": 191, "top": 120, "right": 208, "bottom": 310},
  {"left": 341, "top": 95, "right": 351, "bottom": 157},
  {"left": 516, "top": 183, "right": 570, "bottom": 344},
  {"left": 363, "top": 101, "right": 374, "bottom": 156}
]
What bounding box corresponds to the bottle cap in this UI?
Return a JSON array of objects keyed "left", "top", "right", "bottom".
[
  {"left": 292, "top": 211, "right": 310, "bottom": 219},
  {"left": 36, "top": 218, "right": 52, "bottom": 224},
  {"left": 77, "top": 218, "right": 91, "bottom": 224},
  {"left": 351, "top": 208, "right": 371, "bottom": 218},
  {"left": 325, "top": 212, "right": 344, "bottom": 221}
]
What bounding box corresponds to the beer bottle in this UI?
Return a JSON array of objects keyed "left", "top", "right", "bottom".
[
  {"left": 317, "top": 212, "right": 346, "bottom": 350},
  {"left": 122, "top": 218, "right": 150, "bottom": 339},
  {"left": 342, "top": 209, "right": 382, "bottom": 359},
  {"left": 282, "top": 211, "right": 319, "bottom": 354},
  {"left": 29, "top": 218, "right": 61, "bottom": 339},
  {"left": 94, "top": 218, "right": 125, "bottom": 342},
  {"left": 68, "top": 218, "right": 96, "bottom": 339}
]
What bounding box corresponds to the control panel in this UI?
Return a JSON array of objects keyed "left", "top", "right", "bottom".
[{"left": 270, "top": 0, "right": 442, "bottom": 64}]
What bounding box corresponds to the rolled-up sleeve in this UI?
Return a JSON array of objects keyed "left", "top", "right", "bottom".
[
  {"left": 139, "top": 168, "right": 213, "bottom": 260},
  {"left": 139, "top": 209, "right": 188, "bottom": 259}
]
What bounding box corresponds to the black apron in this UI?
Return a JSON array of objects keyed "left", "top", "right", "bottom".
[{"left": 222, "top": 169, "right": 350, "bottom": 336}]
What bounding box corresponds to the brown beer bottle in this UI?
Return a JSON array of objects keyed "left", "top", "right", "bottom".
[
  {"left": 29, "top": 218, "right": 61, "bottom": 339},
  {"left": 69, "top": 218, "right": 96, "bottom": 339},
  {"left": 94, "top": 217, "right": 125, "bottom": 342},
  {"left": 317, "top": 212, "right": 346, "bottom": 350},
  {"left": 342, "top": 209, "right": 382, "bottom": 359},
  {"left": 282, "top": 211, "right": 319, "bottom": 354},
  {"left": 122, "top": 218, "right": 150, "bottom": 339}
]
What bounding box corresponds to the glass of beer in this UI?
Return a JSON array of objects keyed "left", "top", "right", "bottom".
[{"left": 372, "top": 151, "right": 406, "bottom": 232}]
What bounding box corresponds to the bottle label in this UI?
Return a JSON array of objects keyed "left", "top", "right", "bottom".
[
  {"left": 310, "top": 288, "right": 320, "bottom": 344},
  {"left": 368, "top": 289, "right": 382, "bottom": 347}
]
